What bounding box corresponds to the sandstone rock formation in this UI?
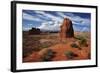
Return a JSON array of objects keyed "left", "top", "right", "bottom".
[
  {"left": 60, "top": 18, "right": 74, "bottom": 40},
  {"left": 29, "top": 27, "right": 41, "bottom": 35}
]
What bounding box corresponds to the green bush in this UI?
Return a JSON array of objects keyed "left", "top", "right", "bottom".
[
  {"left": 42, "top": 49, "right": 56, "bottom": 61},
  {"left": 75, "top": 35, "right": 88, "bottom": 47},
  {"left": 79, "top": 38, "right": 88, "bottom": 47},
  {"left": 64, "top": 51, "right": 78, "bottom": 59},
  {"left": 75, "top": 35, "right": 83, "bottom": 40},
  {"left": 70, "top": 43, "right": 79, "bottom": 48},
  {"left": 70, "top": 43, "right": 82, "bottom": 50}
]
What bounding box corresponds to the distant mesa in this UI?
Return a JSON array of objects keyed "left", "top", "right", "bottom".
[
  {"left": 60, "top": 18, "right": 74, "bottom": 40},
  {"left": 29, "top": 27, "right": 41, "bottom": 35}
]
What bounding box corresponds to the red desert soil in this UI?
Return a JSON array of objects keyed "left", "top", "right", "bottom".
[{"left": 23, "top": 38, "right": 91, "bottom": 62}]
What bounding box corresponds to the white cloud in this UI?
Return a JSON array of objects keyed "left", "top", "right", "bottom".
[
  {"left": 57, "top": 12, "right": 70, "bottom": 18},
  {"left": 22, "top": 27, "right": 31, "bottom": 31},
  {"left": 73, "top": 25, "right": 90, "bottom": 32},
  {"left": 34, "top": 11, "right": 63, "bottom": 22},
  {"left": 38, "top": 21, "right": 62, "bottom": 31},
  {"left": 23, "top": 11, "right": 90, "bottom": 32},
  {"left": 57, "top": 12, "right": 90, "bottom": 27},
  {"left": 34, "top": 11, "right": 45, "bottom": 14},
  {"left": 73, "top": 25, "right": 82, "bottom": 31},
  {"left": 57, "top": 12, "right": 80, "bottom": 21},
  {"left": 27, "top": 24, "right": 33, "bottom": 26},
  {"left": 23, "top": 12, "right": 43, "bottom": 22},
  {"left": 35, "top": 11, "right": 64, "bottom": 31},
  {"left": 81, "top": 27, "right": 90, "bottom": 32},
  {"left": 35, "top": 11, "right": 90, "bottom": 26},
  {"left": 37, "top": 11, "right": 90, "bottom": 32}
]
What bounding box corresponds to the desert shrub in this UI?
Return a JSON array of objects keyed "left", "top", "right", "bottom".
[
  {"left": 70, "top": 43, "right": 79, "bottom": 48},
  {"left": 75, "top": 35, "right": 86, "bottom": 41},
  {"left": 41, "top": 49, "right": 56, "bottom": 61},
  {"left": 79, "top": 38, "right": 88, "bottom": 47},
  {"left": 70, "top": 43, "right": 81, "bottom": 50},
  {"left": 64, "top": 51, "right": 78, "bottom": 59},
  {"left": 75, "top": 35, "right": 88, "bottom": 47}
]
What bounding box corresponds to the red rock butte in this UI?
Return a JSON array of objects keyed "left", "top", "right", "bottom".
[{"left": 59, "top": 18, "right": 74, "bottom": 40}]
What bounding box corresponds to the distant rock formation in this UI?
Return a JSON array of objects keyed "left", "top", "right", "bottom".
[
  {"left": 29, "top": 27, "right": 41, "bottom": 35},
  {"left": 60, "top": 18, "right": 74, "bottom": 40}
]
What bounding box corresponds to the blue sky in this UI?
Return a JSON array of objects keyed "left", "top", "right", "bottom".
[{"left": 22, "top": 10, "right": 91, "bottom": 32}]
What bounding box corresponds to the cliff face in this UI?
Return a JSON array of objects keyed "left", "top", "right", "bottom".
[{"left": 60, "top": 18, "right": 74, "bottom": 40}]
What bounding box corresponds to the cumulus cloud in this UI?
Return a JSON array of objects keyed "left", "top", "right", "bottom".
[{"left": 38, "top": 21, "right": 62, "bottom": 31}]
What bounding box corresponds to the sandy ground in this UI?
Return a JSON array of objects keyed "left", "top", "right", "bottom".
[{"left": 23, "top": 37, "right": 91, "bottom": 62}]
